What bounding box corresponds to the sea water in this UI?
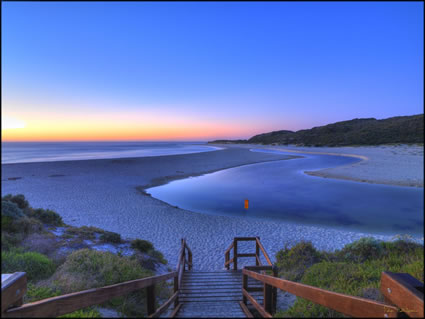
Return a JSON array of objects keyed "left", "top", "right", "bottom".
[
  {"left": 1, "top": 142, "right": 221, "bottom": 164},
  {"left": 147, "top": 150, "right": 424, "bottom": 237}
]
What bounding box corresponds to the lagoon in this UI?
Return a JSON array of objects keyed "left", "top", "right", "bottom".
[{"left": 147, "top": 150, "right": 424, "bottom": 237}]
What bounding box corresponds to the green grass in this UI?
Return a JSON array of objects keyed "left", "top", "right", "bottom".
[
  {"left": 100, "top": 231, "right": 121, "bottom": 243},
  {"left": 131, "top": 239, "right": 154, "bottom": 253},
  {"left": 29, "top": 208, "right": 64, "bottom": 226},
  {"left": 274, "top": 238, "right": 424, "bottom": 318},
  {"left": 2, "top": 249, "right": 56, "bottom": 281},
  {"left": 50, "top": 249, "right": 154, "bottom": 317}
]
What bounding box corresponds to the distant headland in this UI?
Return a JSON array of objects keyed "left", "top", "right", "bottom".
[{"left": 209, "top": 114, "right": 424, "bottom": 146}]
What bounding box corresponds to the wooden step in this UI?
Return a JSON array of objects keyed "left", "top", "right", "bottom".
[{"left": 175, "top": 270, "right": 266, "bottom": 317}]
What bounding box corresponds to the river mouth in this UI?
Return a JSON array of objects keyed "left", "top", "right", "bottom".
[{"left": 147, "top": 150, "right": 424, "bottom": 237}]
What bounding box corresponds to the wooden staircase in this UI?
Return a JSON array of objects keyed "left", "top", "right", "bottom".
[
  {"left": 2, "top": 237, "right": 423, "bottom": 318},
  {"left": 172, "top": 237, "right": 275, "bottom": 318},
  {"left": 176, "top": 270, "right": 263, "bottom": 317}
]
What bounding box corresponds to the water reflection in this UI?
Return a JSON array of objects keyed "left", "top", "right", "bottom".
[{"left": 147, "top": 150, "right": 424, "bottom": 237}]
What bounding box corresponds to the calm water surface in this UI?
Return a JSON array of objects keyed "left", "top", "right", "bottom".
[
  {"left": 148, "top": 149, "right": 424, "bottom": 237},
  {"left": 1, "top": 142, "right": 221, "bottom": 164}
]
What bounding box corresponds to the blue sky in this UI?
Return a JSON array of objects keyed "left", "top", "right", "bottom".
[{"left": 2, "top": 2, "right": 424, "bottom": 141}]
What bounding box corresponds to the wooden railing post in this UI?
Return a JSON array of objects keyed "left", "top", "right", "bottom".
[
  {"left": 225, "top": 251, "right": 230, "bottom": 270},
  {"left": 173, "top": 276, "right": 179, "bottom": 307},
  {"left": 146, "top": 284, "right": 156, "bottom": 316},
  {"left": 264, "top": 283, "right": 273, "bottom": 314},
  {"left": 380, "top": 271, "right": 424, "bottom": 318},
  {"left": 1, "top": 272, "right": 27, "bottom": 314},
  {"left": 243, "top": 272, "right": 248, "bottom": 305},
  {"left": 255, "top": 239, "right": 260, "bottom": 266},
  {"left": 182, "top": 239, "right": 186, "bottom": 272},
  {"left": 272, "top": 265, "right": 278, "bottom": 314},
  {"left": 233, "top": 239, "right": 238, "bottom": 270},
  {"left": 188, "top": 249, "right": 192, "bottom": 271}
]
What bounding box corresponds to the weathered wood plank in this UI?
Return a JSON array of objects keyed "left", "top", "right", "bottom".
[
  {"left": 149, "top": 291, "right": 178, "bottom": 318},
  {"left": 239, "top": 301, "right": 254, "bottom": 318},
  {"left": 3, "top": 272, "right": 177, "bottom": 318},
  {"left": 380, "top": 272, "right": 424, "bottom": 318},
  {"left": 234, "top": 237, "right": 257, "bottom": 241},
  {"left": 243, "top": 269, "right": 399, "bottom": 318},
  {"left": 237, "top": 253, "right": 256, "bottom": 258},
  {"left": 169, "top": 303, "right": 182, "bottom": 318},
  {"left": 255, "top": 238, "right": 272, "bottom": 266},
  {"left": 1, "top": 272, "right": 27, "bottom": 313},
  {"left": 242, "top": 288, "right": 272, "bottom": 318}
]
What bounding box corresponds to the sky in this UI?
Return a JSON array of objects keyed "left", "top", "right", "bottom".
[{"left": 2, "top": 1, "right": 424, "bottom": 141}]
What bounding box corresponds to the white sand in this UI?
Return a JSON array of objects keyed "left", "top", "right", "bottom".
[
  {"left": 212, "top": 143, "right": 424, "bottom": 187},
  {"left": 1, "top": 146, "right": 423, "bottom": 271}
]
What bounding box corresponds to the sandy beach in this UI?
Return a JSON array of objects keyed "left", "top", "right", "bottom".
[
  {"left": 1, "top": 145, "right": 423, "bottom": 271},
  {"left": 211, "top": 143, "right": 424, "bottom": 187}
]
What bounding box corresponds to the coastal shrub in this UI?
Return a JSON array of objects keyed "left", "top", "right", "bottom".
[
  {"left": 2, "top": 194, "right": 29, "bottom": 209},
  {"left": 51, "top": 249, "right": 153, "bottom": 317},
  {"left": 131, "top": 239, "right": 154, "bottom": 253},
  {"left": 30, "top": 208, "right": 64, "bottom": 226},
  {"left": 25, "top": 283, "right": 62, "bottom": 302},
  {"left": 147, "top": 249, "right": 168, "bottom": 265},
  {"left": 59, "top": 308, "right": 102, "bottom": 318},
  {"left": 22, "top": 232, "right": 59, "bottom": 257},
  {"left": 2, "top": 250, "right": 56, "bottom": 281},
  {"left": 2, "top": 214, "right": 43, "bottom": 234},
  {"left": 100, "top": 231, "right": 121, "bottom": 244},
  {"left": 275, "top": 241, "right": 324, "bottom": 281},
  {"left": 52, "top": 249, "right": 153, "bottom": 292},
  {"left": 336, "top": 237, "right": 384, "bottom": 262},
  {"left": 276, "top": 238, "right": 424, "bottom": 317},
  {"left": 1, "top": 232, "right": 27, "bottom": 251},
  {"left": 1, "top": 200, "right": 25, "bottom": 219},
  {"left": 64, "top": 226, "right": 104, "bottom": 239}
]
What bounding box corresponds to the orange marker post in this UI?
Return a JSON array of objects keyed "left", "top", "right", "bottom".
[{"left": 244, "top": 199, "right": 249, "bottom": 209}]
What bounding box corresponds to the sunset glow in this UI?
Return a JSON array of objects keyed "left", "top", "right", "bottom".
[{"left": 2, "top": 2, "right": 423, "bottom": 142}]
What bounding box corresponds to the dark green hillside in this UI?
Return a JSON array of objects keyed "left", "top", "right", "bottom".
[{"left": 209, "top": 114, "right": 424, "bottom": 146}]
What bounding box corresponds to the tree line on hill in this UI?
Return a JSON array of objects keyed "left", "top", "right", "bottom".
[{"left": 210, "top": 114, "right": 424, "bottom": 146}]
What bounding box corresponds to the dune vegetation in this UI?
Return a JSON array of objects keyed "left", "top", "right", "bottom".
[
  {"left": 274, "top": 238, "right": 424, "bottom": 317},
  {"left": 1, "top": 194, "right": 171, "bottom": 318}
]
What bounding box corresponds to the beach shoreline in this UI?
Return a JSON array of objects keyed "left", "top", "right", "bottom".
[
  {"left": 210, "top": 143, "right": 424, "bottom": 188},
  {"left": 1, "top": 144, "right": 423, "bottom": 270}
]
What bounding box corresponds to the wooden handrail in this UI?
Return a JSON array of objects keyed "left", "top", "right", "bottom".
[
  {"left": 242, "top": 288, "right": 272, "bottom": 318},
  {"left": 380, "top": 272, "right": 424, "bottom": 318},
  {"left": 3, "top": 272, "right": 177, "bottom": 318},
  {"left": 2, "top": 238, "right": 194, "bottom": 318},
  {"left": 224, "top": 242, "right": 234, "bottom": 255},
  {"left": 224, "top": 237, "right": 272, "bottom": 270},
  {"left": 255, "top": 237, "right": 272, "bottom": 266},
  {"left": 242, "top": 269, "right": 401, "bottom": 318}
]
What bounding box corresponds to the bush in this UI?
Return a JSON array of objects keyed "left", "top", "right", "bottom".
[
  {"left": 2, "top": 194, "right": 29, "bottom": 209},
  {"left": 1, "top": 200, "right": 25, "bottom": 219},
  {"left": 276, "top": 238, "right": 424, "bottom": 317},
  {"left": 51, "top": 249, "right": 154, "bottom": 317},
  {"left": 146, "top": 249, "right": 167, "bottom": 265},
  {"left": 2, "top": 214, "right": 43, "bottom": 234},
  {"left": 59, "top": 308, "right": 102, "bottom": 318},
  {"left": 64, "top": 226, "right": 104, "bottom": 239},
  {"left": 100, "top": 231, "right": 121, "bottom": 244},
  {"left": 2, "top": 250, "right": 56, "bottom": 281},
  {"left": 52, "top": 249, "right": 153, "bottom": 292},
  {"left": 336, "top": 237, "right": 384, "bottom": 263},
  {"left": 275, "top": 241, "right": 324, "bottom": 281},
  {"left": 131, "top": 239, "right": 154, "bottom": 253},
  {"left": 1, "top": 232, "right": 28, "bottom": 251},
  {"left": 25, "top": 283, "right": 61, "bottom": 302},
  {"left": 30, "top": 208, "right": 64, "bottom": 226}
]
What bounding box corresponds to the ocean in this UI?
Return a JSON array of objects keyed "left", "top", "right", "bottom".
[{"left": 1, "top": 142, "right": 221, "bottom": 164}]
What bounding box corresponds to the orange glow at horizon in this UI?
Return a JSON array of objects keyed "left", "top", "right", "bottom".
[{"left": 1, "top": 112, "right": 261, "bottom": 142}]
